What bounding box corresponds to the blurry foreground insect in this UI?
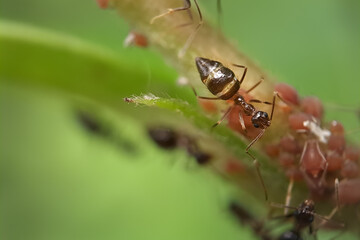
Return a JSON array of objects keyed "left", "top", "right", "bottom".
[
  {"left": 151, "top": 0, "right": 222, "bottom": 58},
  {"left": 75, "top": 109, "right": 137, "bottom": 154},
  {"left": 148, "top": 126, "right": 212, "bottom": 165},
  {"left": 194, "top": 57, "right": 283, "bottom": 200},
  {"left": 229, "top": 201, "right": 272, "bottom": 240}
]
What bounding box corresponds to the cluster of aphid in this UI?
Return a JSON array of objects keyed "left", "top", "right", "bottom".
[
  {"left": 263, "top": 83, "right": 360, "bottom": 206},
  {"left": 98, "top": 0, "right": 360, "bottom": 238}
]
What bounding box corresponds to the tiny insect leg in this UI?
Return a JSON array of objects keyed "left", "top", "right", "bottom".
[
  {"left": 231, "top": 64, "right": 248, "bottom": 86},
  {"left": 212, "top": 107, "right": 233, "bottom": 128},
  {"left": 191, "top": 85, "right": 220, "bottom": 100},
  {"left": 238, "top": 111, "right": 247, "bottom": 132},
  {"left": 245, "top": 129, "right": 268, "bottom": 200},
  {"left": 315, "top": 178, "right": 342, "bottom": 231},
  {"left": 249, "top": 92, "right": 279, "bottom": 113},
  {"left": 178, "top": 0, "right": 203, "bottom": 58},
  {"left": 284, "top": 178, "right": 294, "bottom": 215},
  {"left": 150, "top": 0, "right": 191, "bottom": 24},
  {"left": 246, "top": 78, "right": 264, "bottom": 94}
]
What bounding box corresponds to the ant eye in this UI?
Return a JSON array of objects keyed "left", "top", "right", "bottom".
[
  {"left": 263, "top": 112, "right": 268, "bottom": 118},
  {"left": 253, "top": 123, "right": 259, "bottom": 128}
]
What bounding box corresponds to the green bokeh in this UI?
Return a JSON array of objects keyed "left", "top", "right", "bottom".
[{"left": 1, "top": 0, "right": 360, "bottom": 239}]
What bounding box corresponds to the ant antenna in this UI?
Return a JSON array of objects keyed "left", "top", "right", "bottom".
[
  {"left": 178, "top": 0, "right": 203, "bottom": 58},
  {"left": 150, "top": 0, "right": 192, "bottom": 24},
  {"left": 284, "top": 178, "right": 294, "bottom": 215}
]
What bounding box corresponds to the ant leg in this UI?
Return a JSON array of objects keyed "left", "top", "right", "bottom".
[
  {"left": 245, "top": 129, "right": 268, "bottom": 200},
  {"left": 191, "top": 85, "right": 220, "bottom": 100},
  {"left": 335, "top": 178, "right": 340, "bottom": 213},
  {"left": 212, "top": 106, "right": 233, "bottom": 128},
  {"left": 284, "top": 178, "right": 294, "bottom": 215},
  {"left": 318, "top": 162, "right": 328, "bottom": 188},
  {"left": 178, "top": 0, "right": 203, "bottom": 58},
  {"left": 246, "top": 78, "right": 264, "bottom": 94},
  {"left": 269, "top": 92, "right": 277, "bottom": 120},
  {"left": 238, "top": 111, "right": 247, "bottom": 133},
  {"left": 231, "top": 64, "right": 248, "bottom": 86},
  {"left": 315, "top": 179, "right": 342, "bottom": 231},
  {"left": 249, "top": 92, "right": 279, "bottom": 118},
  {"left": 150, "top": 0, "right": 191, "bottom": 24}
]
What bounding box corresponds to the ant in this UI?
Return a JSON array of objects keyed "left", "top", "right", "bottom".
[
  {"left": 150, "top": 0, "right": 222, "bottom": 58},
  {"left": 147, "top": 126, "right": 212, "bottom": 165},
  {"left": 272, "top": 177, "right": 343, "bottom": 240},
  {"left": 271, "top": 199, "right": 341, "bottom": 240},
  {"left": 194, "top": 57, "right": 282, "bottom": 200}
]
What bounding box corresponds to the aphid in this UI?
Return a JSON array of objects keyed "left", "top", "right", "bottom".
[
  {"left": 274, "top": 83, "right": 299, "bottom": 105},
  {"left": 147, "top": 126, "right": 212, "bottom": 165},
  {"left": 300, "top": 96, "right": 324, "bottom": 120},
  {"left": 150, "top": 0, "right": 222, "bottom": 58},
  {"left": 194, "top": 57, "right": 280, "bottom": 200},
  {"left": 96, "top": 0, "right": 110, "bottom": 9},
  {"left": 123, "top": 31, "right": 148, "bottom": 48},
  {"left": 299, "top": 139, "right": 328, "bottom": 188},
  {"left": 96, "top": 0, "right": 114, "bottom": 9},
  {"left": 338, "top": 178, "right": 360, "bottom": 205},
  {"left": 229, "top": 201, "right": 271, "bottom": 240}
]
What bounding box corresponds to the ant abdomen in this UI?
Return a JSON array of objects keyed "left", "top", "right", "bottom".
[{"left": 195, "top": 57, "right": 240, "bottom": 100}]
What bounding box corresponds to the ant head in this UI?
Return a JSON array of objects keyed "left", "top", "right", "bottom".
[
  {"left": 251, "top": 111, "right": 270, "bottom": 129},
  {"left": 195, "top": 57, "right": 220, "bottom": 81},
  {"left": 301, "top": 199, "right": 315, "bottom": 210},
  {"left": 294, "top": 199, "right": 315, "bottom": 225}
]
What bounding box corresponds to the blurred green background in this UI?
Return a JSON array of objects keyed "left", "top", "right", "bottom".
[{"left": 1, "top": 0, "right": 360, "bottom": 239}]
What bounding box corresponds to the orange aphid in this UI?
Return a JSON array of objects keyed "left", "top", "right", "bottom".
[
  {"left": 198, "top": 99, "right": 218, "bottom": 113},
  {"left": 278, "top": 152, "right": 296, "bottom": 167},
  {"left": 300, "top": 140, "right": 327, "bottom": 178},
  {"left": 341, "top": 160, "right": 359, "bottom": 178},
  {"left": 227, "top": 105, "right": 262, "bottom": 139},
  {"left": 285, "top": 167, "right": 303, "bottom": 181},
  {"left": 329, "top": 121, "right": 345, "bottom": 135},
  {"left": 344, "top": 146, "right": 360, "bottom": 161},
  {"left": 300, "top": 96, "right": 324, "bottom": 120},
  {"left": 338, "top": 178, "right": 360, "bottom": 205},
  {"left": 275, "top": 83, "right": 300, "bottom": 106},
  {"left": 288, "top": 112, "right": 312, "bottom": 131},
  {"left": 96, "top": 0, "right": 109, "bottom": 9},
  {"left": 265, "top": 143, "right": 280, "bottom": 158},
  {"left": 327, "top": 134, "right": 346, "bottom": 153},
  {"left": 279, "top": 135, "right": 301, "bottom": 154},
  {"left": 124, "top": 31, "right": 148, "bottom": 48},
  {"left": 224, "top": 159, "right": 245, "bottom": 174},
  {"left": 325, "top": 151, "right": 344, "bottom": 172}
]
